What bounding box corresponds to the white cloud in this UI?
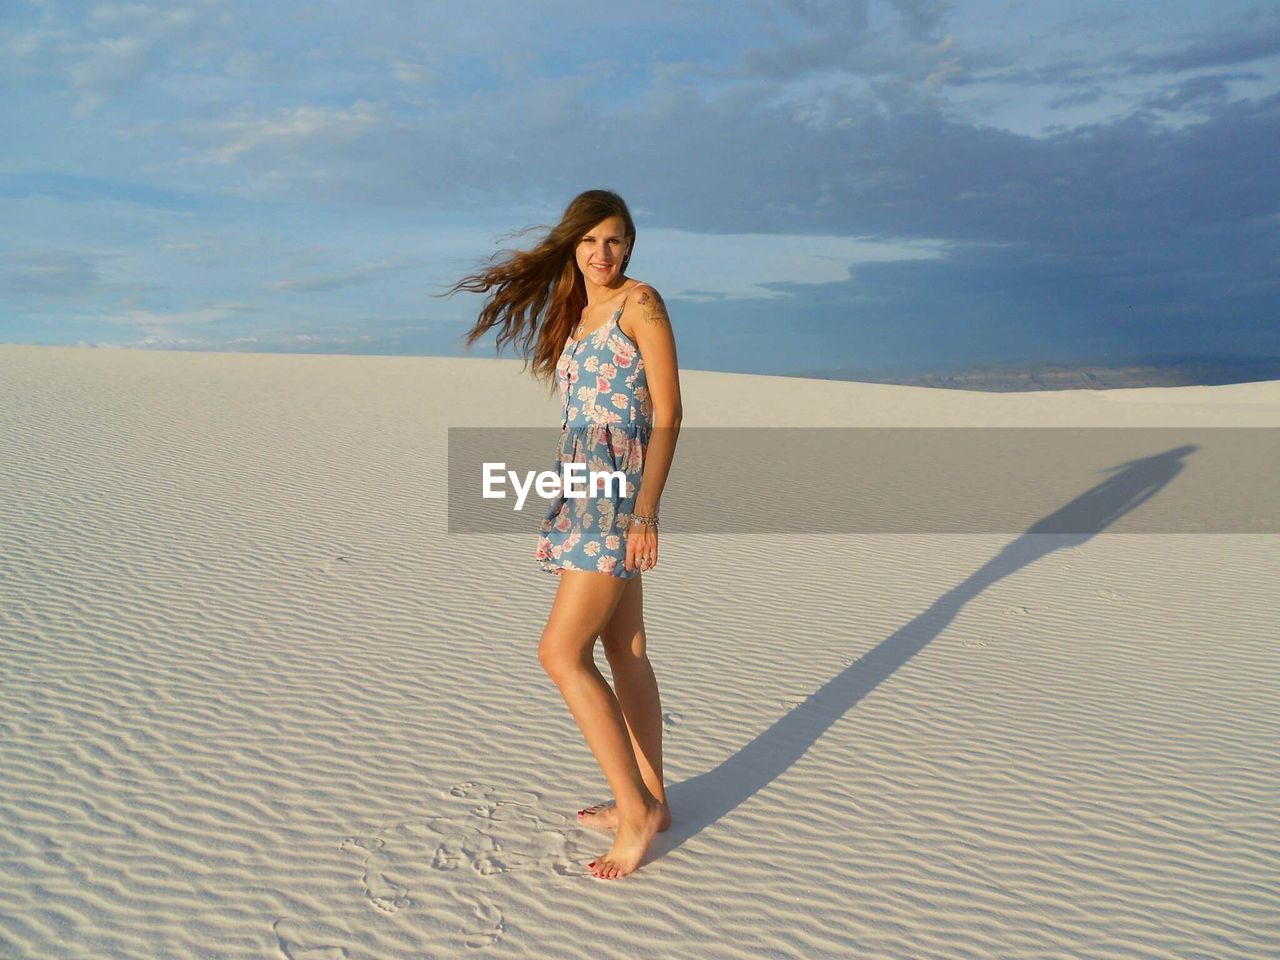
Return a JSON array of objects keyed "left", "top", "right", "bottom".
[
  {"left": 639, "top": 228, "right": 952, "bottom": 301},
  {"left": 177, "top": 99, "right": 385, "bottom": 165},
  {"left": 92, "top": 303, "right": 249, "bottom": 327},
  {"left": 2, "top": 1, "right": 226, "bottom": 116}
]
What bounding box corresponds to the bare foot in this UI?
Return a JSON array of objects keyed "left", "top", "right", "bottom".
[
  {"left": 577, "top": 799, "right": 671, "bottom": 833},
  {"left": 588, "top": 801, "right": 666, "bottom": 879}
]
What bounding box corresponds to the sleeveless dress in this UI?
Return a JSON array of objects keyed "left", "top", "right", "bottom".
[{"left": 534, "top": 286, "right": 653, "bottom": 579}]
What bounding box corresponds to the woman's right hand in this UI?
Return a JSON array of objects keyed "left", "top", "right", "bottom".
[{"left": 626, "top": 521, "right": 658, "bottom": 573}]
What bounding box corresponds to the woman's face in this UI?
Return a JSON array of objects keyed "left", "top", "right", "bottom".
[{"left": 575, "top": 216, "right": 631, "bottom": 288}]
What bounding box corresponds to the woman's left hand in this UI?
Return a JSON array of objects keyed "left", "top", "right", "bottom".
[{"left": 626, "top": 522, "right": 658, "bottom": 573}]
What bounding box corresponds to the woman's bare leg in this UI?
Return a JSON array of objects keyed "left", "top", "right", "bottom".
[
  {"left": 538, "top": 569, "right": 665, "bottom": 879},
  {"left": 577, "top": 572, "right": 671, "bottom": 832}
]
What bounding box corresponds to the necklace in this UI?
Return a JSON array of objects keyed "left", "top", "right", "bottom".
[
  {"left": 574, "top": 303, "right": 606, "bottom": 340},
  {"left": 575, "top": 285, "right": 629, "bottom": 341}
]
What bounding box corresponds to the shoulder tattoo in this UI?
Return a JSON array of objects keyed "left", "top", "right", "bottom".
[{"left": 635, "top": 286, "right": 669, "bottom": 331}]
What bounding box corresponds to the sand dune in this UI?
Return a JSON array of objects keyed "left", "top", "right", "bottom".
[{"left": 1, "top": 343, "right": 1276, "bottom": 959}]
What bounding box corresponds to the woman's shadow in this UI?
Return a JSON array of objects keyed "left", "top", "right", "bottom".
[{"left": 653, "top": 444, "right": 1197, "bottom": 857}]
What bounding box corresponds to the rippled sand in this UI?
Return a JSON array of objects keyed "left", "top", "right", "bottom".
[{"left": 2, "top": 343, "right": 1276, "bottom": 959}]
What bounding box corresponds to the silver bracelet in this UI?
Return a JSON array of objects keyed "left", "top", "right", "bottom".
[{"left": 630, "top": 513, "right": 659, "bottom": 528}]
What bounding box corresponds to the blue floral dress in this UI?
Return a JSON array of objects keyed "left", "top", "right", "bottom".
[{"left": 534, "top": 286, "right": 653, "bottom": 579}]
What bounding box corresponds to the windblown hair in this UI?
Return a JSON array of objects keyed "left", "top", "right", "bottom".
[{"left": 438, "top": 189, "right": 636, "bottom": 392}]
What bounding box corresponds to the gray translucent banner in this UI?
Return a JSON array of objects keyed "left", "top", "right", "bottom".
[{"left": 448, "top": 427, "right": 1280, "bottom": 534}]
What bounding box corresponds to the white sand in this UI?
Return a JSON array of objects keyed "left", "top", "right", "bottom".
[{"left": 1, "top": 343, "right": 1277, "bottom": 959}]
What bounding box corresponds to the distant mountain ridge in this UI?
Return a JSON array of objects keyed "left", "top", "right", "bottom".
[{"left": 789, "top": 356, "right": 1280, "bottom": 392}]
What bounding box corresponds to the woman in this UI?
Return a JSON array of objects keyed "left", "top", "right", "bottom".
[{"left": 445, "top": 189, "right": 683, "bottom": 880}]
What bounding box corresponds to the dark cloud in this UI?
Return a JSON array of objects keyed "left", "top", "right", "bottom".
[
  {"left": 773, "top": 0, "right": 871, "bottom": 31},
  {"left": 1141, "top": 72, "right": 1261, "bottom": 112},
  {"left": 305, "top": 71, "right": 1261, "bottom": 364},
  {"left": 888, "top": 0, "right": 950, "bottom": 41},
  {"left": 950, "top": 7, "right": 1280, "bottom": 106},
  {"left": 573, "top": 86, "right": 1280, "bottom": 364},
  {"left": 740, "top": 0, "right": 953, "bottom": 80},
  {"left": 1128, "top": 6, "right": 1280, "bottom": 73},
  {"left": 950, "top": 56, "right": 1103, "bottom": 90},
  {"left": 1045, "top": 86, "right": 1105, "bottom": 109}
]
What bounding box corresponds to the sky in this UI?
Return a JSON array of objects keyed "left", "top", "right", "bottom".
[{"left": 1, "top": 0, "right": 1278, "bottom": 378}]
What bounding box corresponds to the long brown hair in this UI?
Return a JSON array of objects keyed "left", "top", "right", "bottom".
[{"left": 438, "top": 189, "right": 636, "bottom": 391}]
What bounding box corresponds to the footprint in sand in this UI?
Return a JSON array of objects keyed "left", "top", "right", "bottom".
[
  {"left": 959, "top": 636, "right": 991, "bottom": 649},
  {"left": 1095, "top": 588, "right": 1131, "bottom": 602},
  {"left": 271, "top": 917, "right": 348, "bottom": 960},
  {"left": 338, "top": 780, "right": 601, "bottom": 943},
  {"left": 662, "top": 710, "right": 684, "bottom": 730},
  {"left": 461, "top": 893, "right": 506, "bottom": 949},
  {"left": 338, "top": 835, "right": 410, "bottom": 913},
  {"left": 319, "top": 554, "right": 355, "bottom": 576},
  {"left": 449, "top": 782, "right": 544, "bottom": 822},
  {"left": 1003, "top": 605, "right": 1032, "bottom": 617}
]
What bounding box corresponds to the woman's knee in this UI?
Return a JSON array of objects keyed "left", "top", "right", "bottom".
[
  {"left": 601, "top": 628, "right": 647, "bottom": 661},
  {"left": 538, "top": 630, "right": 594, "bottom": 678}
]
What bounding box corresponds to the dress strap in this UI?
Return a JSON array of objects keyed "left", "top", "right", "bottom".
[{"left": 613, "top": 283, "right": 639, "bottom": 317}]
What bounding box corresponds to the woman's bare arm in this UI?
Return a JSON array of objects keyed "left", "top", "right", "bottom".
[{"left": 622, "top": 283, "right": 683, "bottom": 516}]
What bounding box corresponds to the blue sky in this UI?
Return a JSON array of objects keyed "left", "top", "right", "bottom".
[{"left": 2, "top": 0, "right": 1277, "bottom": 377}]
